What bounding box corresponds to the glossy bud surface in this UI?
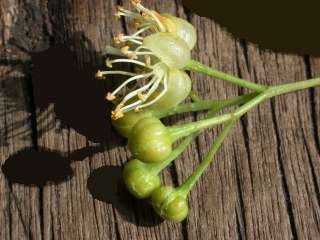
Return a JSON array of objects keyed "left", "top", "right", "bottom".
[
  {"left": 112, "top": 109, "right": 154, "bottom": 138},
  {"left": 122, "top": 159, "right": 161, "bottom": 199},
  {"left": 150, "top": 186, "right": 189, "bottom": 223},
  {"left": 128, "top": 117, "right": 172, "bottom": 163},
  {"left": 162, "top": 14, "right": 197, "bottom": 50},
  {"left": 143, "top": 32, "right": 191, "bottom": 69},
  {"left": 151, "top": 69, "right": 191, "bottom": 111}
]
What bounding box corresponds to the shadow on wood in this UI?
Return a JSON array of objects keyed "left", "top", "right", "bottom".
[
  {"left": 2, "top": 145, "right": 104, "bottom": 186},
  {"left": 87, "top": 166, "right": 164, "bottom": 227},
  {"left": 1, "top": 32, "right": 121, "bottom": 147}
]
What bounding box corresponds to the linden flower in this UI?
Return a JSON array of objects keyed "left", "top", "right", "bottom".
[
  {"left": 114, "top": 0, "right": 197, "bottom": 50},
  {"left": 97, "top": 1, "right": 196, "bottom": 120}
]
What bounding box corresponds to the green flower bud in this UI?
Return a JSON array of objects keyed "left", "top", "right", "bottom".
[
  {"left": 122, "top": 159, "right": 161, "bottom": 199},
  {"left": 150, "top": 69, "right": 191, "bottom": 112},
  {"left": 112, "top": 109, "right": 154, "bottom": 138},
  {"left": 162, "top": 14, "right": 197, "bottom": 50},
  {"left": 150, "top": 186, "right": 189, "bottom": 223},
  {"left": 143, "top": 32, "right": 191, "bottom": 70},
  {"left": 128, "top": 117, "right": 172, "bottom": 163}
]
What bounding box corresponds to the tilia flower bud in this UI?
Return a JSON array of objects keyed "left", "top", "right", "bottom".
[{"left": 150, "top": 186, "right": 189, "bottom": 223}]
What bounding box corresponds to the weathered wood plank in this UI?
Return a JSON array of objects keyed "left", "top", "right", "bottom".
[
  {"left": 0, "top": 0, "right": 319, "bottom": 239},
  {"left": 237, "top": 48, "right": 320, "bottom": 239},
  {"left": 1, "top": 0, "right": 49, "bottom": 239},
  {"left": 0, "top": 64, "right": 40, "bottom": 240},
  {"left": 309, "top": 57, "right": 320, "bottom": 150},
  {"left": 38, "top": 0, "right": 120, "bottom": 239}
]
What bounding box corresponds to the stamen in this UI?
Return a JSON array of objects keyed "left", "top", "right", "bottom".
[
  {"left": 133, "top": 46, "right": 151, "bottom": 54},
  {"left": 135, "top": 51, "right": 153, "bottom": 55},
  {"left": 135, "top": 21, "right": 153, "bottom": 29},
  {"left": 123, "top": 35, "right": 143, "bottom": 40},
  {"left": 114, "top": 11, "right": 122, "bottom": 19},
  {"left": 123, "top": 50, "right": 153, "bottom": 59},
  {"left": 106, "top": 92, "right": 116, "bottom": 101},
  {"left": 138, "top": 93, "right": 145, "bottom": 100},
  {"left": 138, "top": 73, "right": 168, "bottom": 109},
  {"left": 121, "top": 46, "right": 130, "bottom": 55},
  {"left": 111, "top": 73, "right": 152, "bottom": 96},
  {"left": 143, "top": 74, "right": 163, "bottom": 99},
  {"left": 106, "top": 59, "right": 113, "bottom": 68},
  {"left": 126, "top": 39, "right": 143, "bottom": 45},
  {"left": 119, "top": 76, "right": 157, "bottom": 105},
  {"left": 111, "top": 73, "right": 166, "bottom": 118},
  {"left": 114, "top": 33, "right": 143, "bottom": 45},
  {"left": 96, "top": 70, "right": 137, "bottom": 77},
  {"left": 148, "top": 11, "right": 166, "bottom": 32},
  {"left": 107, "top": 58, "right": 150, "bottom": 68},
  {"left": 111, "top": 109, "right": 124, "bottom": 120},
  {"left": 126, "top": 81, "right": 139, "bottom": 92},
  {"left": 132, "top": 26, "right": 150, "bottom": 36},
  {"left": 95, "top": 70, "right": 105, "bottom": 79},
  {"left": 121, "top": 46, "right": 154, "bottom": 60},
  {"left": 120, "top": 46, "right": 137, "bottom": 59},
  {"left": 116, "top": 5, "right": 144, "bottom": 20},
  {"left": 113, "top": 33, "right": 124, "bottom": 44},
  {"left": 131, "top": 0, "right": 141, "bottom": 6},
  {"left": 119, "top": 100, "right": 142, "bottom": 113},
  {"left": 141, "top": 12, "right": 148, "bottom": 18},
  {"left": 131, "top": 1, "right": 166, "bottom": 32},
  {"left": 114, "top": 103, "right": 124, "bottom": 112}
]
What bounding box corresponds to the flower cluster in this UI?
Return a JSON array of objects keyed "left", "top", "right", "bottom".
[
  {"left": 94, "top": 0, "right": 320, "bottom": 224},
  {"left": 96, "top": 0, "right": 196, "bottom": 120}
]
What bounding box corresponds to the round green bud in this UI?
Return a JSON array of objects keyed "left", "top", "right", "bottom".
[
  {"left": 151, "top": 69, "right": 191, "bottom": 111},
  {"left": 162, "top": 14, "right": 197, "bottom": 50},
  {"left": 128, "top": 117, "right": 172, "bottom": 163},
  {"left": 112, "top": 109, "right": 154, "bottom": 138},
  {"left": 150, "top": 186, "right": 175, "bottom": 210},
  {"left": 143, "top": 32, "right": 191, "bottom": 70},
  {"left": 122, "top": 159, "right": 161, "bottom": 199},
  {"left": 150, "top": 186, "right": 189, "bottom": 223}
]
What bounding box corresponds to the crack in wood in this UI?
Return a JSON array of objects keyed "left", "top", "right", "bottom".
[{"left": 270, "top": 98, "right": 298, "bottom": 240}]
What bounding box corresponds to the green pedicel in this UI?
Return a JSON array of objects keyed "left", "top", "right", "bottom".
[
  {"left": 123, "top": 133, "right": 195, "bottom": 198},
  {"left": 112, "top": 93, "right": 257, "bottom": 137},
  {"left": 150, "top": 119, "right": 237, "bottom": 223},
  {"left": 129, "top": 78, "right": 320, "bottom": 163}
]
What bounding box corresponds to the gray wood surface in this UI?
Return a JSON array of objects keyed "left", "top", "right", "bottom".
[{"left": 0, "top": 0, "right": 319, "bottom": 239}]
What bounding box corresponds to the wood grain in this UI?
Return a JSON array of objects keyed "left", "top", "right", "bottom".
[{"left": 0, "top": 0, "right": 319, "bottom": 239}]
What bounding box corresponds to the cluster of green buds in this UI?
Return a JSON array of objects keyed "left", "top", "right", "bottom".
[{"left": 96, "top": 0, "right": 320, "bottom": 223}]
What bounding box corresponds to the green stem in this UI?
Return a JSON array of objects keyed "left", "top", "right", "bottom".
[
  {"left": 178, "top": 119, "right": 237, "bottom": 195},
  {"left": 185, "top": 59, "right": 267, "bottom": 92},
  {"left": 268, "top": 78, "right": 320, "bottom": 96},
  {"left": 155, "top": 92, "right": 257, "bottom": 119},
  {"left": 148, "top": 133, "right": 196, "bottom": 175},
  {"left": 169, "top": 77, "right": 320, "bottom": 141},
  {"left": 169, "top": 92, "right": 267, "bottom": 141},
  {"left": 148, "top": 93, "right": 252, "bottom": 174},
  {"left": 189, "top": 91, "right": 202, "bottom": 102}
]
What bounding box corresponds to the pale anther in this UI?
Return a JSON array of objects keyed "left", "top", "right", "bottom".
[{"left": 106, "top": 92, "right": 116, "bottom": 101}]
